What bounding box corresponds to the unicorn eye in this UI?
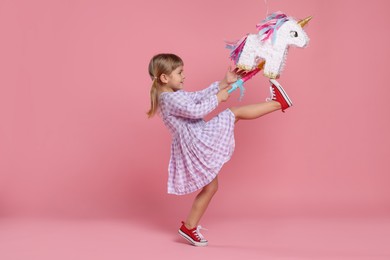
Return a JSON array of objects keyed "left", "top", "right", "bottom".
[{"left": 290, "top": 31, "right": 298, "bottom": 37}]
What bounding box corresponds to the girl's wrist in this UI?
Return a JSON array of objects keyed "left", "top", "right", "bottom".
[
  {"left": 219, "top": 80, "right": 228, "bottom": 90},
  {"left": 216, "top": 93, "right": 222, "bottom": 103}
]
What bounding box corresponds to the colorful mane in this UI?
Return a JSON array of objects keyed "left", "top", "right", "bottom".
[
  {"left": 256, "top": 11, "right": 289, "bottom": 44},
  {"left": 226, "top": 12, "right": 290, "bottom": 65}
]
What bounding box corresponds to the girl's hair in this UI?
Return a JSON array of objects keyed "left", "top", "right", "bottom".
[{"left": 147, "top": 53, "right": 183, "bottom": 118}]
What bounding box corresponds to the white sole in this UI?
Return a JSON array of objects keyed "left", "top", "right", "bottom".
[
  {"left": 269, "top": 79, "right": 293, "bottom": 106},
  {"left": 178, "top": 230, "right": 208, "bottom": 247}
]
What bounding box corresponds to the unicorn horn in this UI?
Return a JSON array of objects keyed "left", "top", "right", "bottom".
[{"left": 297, "top": 16, "right": 312, "bottom": 28}]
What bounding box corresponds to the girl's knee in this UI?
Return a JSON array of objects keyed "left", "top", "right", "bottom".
[
  {"left": 229, "top": 107, "right": 238, "bottom": 117},
  {"left": 204, "top": 179, "right": 218, "bottom": 194},
  {"left": 229, "top": 107, "right": 240, "bottom": 123},
  {"left": 205, "top": 184, "right": 218, "bottom": 195}
]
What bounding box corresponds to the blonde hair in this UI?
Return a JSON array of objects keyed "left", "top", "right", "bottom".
[{"left": 147, "top": 53, "right": 183, "bottom": 118}]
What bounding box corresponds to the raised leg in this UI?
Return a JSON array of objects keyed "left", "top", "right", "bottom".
[
  {"left": 230, "top": 101, "right": 281, "bottom": 122},
  {"left": 184, "top": 177, "right": 218, "bottom": 229}
]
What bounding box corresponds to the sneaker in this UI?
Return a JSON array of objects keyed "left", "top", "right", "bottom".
[
  {"left": 178, "top": 221, "right": 208, "bottom": 247},
  {"left": 267, "top": 79, "right": 293, "bottom": 112}
]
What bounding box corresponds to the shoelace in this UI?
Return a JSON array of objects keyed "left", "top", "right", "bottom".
[
  {"left": 192, "top": 225, "right": 208, "bottom": 241},
  {"left": 265, "top": 86, "right": 276, "bottom": 102}
]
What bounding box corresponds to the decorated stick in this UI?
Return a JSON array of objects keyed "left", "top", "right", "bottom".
[{"left": 227, "top": 61, "right": 265, "bottom": 100}]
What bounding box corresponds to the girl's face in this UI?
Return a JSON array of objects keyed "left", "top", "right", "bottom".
[{"left": 166, "top": 66, "right": 185, "bottom": 91}]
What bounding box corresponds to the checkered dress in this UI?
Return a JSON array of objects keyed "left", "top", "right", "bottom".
[{"left": 159, "top": 82, "right": 235, "bottom": 195}]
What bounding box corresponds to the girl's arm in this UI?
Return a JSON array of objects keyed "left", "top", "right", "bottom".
[
  {"left": 187, "top": 82, "right": 220, "bottom": 104},
  {"left": 164, "top": 90, "right": 228, "bottom": 119},
  {"left": 187, "top": 67, "right": 240, "bottom": 103}
]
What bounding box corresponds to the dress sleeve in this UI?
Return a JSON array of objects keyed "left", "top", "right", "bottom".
[
  {"left": 163, "top": 91, "right": 219, "bottom": 119},
  {"left": 186, "top": 82, "right": 220, "bottom": 104}
]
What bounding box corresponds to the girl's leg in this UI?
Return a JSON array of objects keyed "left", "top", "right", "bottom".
[
  {"left": 184, "top": 177, "right": 218, "bottom": 229},
  {"left": 230, "top": 101, "right": 281, "bottom": 122}
]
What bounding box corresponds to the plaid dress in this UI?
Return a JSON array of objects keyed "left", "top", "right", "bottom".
[{"left": 159, "top": 82, "right": 235, "bottom": 195}]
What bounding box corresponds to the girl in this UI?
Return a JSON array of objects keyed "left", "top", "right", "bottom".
[{"left": 147, "top": 53, "right": 292, "bottom": 247}]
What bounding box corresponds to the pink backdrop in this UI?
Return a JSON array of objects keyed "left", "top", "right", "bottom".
[{"left": 0, "top": 0, "right": 389, "bottom": 224}]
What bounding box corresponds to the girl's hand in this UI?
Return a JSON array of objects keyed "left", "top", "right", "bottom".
[
  {"left": 219, "top": 66, "right": 247, "bottom": 90},
  {"left": 216, "top": 87, "right": 231, "bottom": 103}
]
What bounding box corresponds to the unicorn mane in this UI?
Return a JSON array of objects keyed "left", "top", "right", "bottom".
[{"left": 256, "top": 11, "right": 290, "bottom": 44}]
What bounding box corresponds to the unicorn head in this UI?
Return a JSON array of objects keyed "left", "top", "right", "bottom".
[
  {"left": 273, "top": 18, "right": 310, "bottom": 49},
  {"left": 257, "top": 12, "right": 311, "bottom": 48}
]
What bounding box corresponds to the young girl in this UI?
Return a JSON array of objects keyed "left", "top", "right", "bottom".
[{"left": 147, "top": 53, "right": 292, "bottom": 247}]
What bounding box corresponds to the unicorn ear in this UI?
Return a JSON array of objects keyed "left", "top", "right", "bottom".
[{"left": 297, "top": 16, "right": 312, "bottom": 28}]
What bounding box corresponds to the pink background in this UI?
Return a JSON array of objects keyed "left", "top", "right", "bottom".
[
  {"left": 0, "top": 1, "right": 390, "bottom": 257},
  {"left": 1, "top": 0, "right": 390, "bottom": 258},
  {"left": 1, "top": 0, "right": 389, "bottom": 219}
]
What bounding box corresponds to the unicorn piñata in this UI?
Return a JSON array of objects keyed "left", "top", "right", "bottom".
[{"left": 226, "top": 11, "right": 312, "bottom": 99}]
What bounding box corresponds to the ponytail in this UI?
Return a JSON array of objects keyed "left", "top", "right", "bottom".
[{"left": 147, "top": 78, "right": 159, "bottom": 118}]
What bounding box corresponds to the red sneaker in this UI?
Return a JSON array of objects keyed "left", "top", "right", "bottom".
[
  {"left": 267, "top": 79, "right": 293, "bottom": 112},
  {"left": 178, "top": 221, "right": 208, "bottom": 247}
]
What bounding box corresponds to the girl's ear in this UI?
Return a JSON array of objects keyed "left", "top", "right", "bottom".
[{"left": 160, "top": 73, "right": 169, "bottom": 84}]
